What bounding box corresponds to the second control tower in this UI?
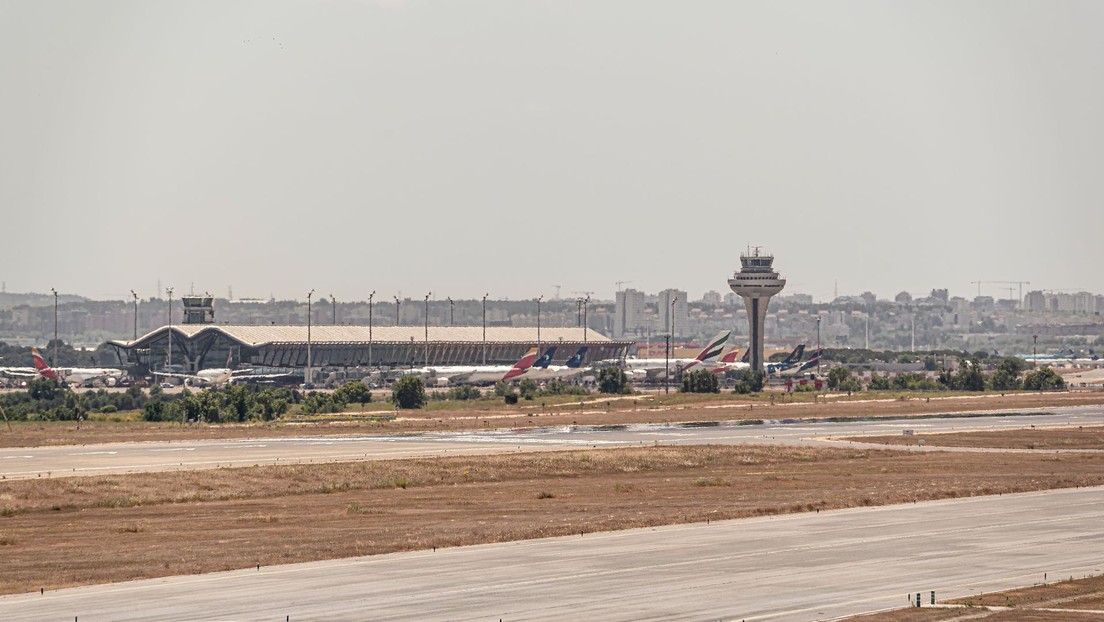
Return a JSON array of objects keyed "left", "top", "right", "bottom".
[{"left": 728, "top": 248, "right": 786, "bottom": 374}]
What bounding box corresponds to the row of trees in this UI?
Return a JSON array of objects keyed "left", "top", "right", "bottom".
[
  {"left": 826, "top": 358, "right": 1067, "bottom": 393},
  {"left": 142, "top": 385, "right": 296, "bottom": 422},
  {"left": 0, "top": 379, "right": 154, "bottom": 420}
]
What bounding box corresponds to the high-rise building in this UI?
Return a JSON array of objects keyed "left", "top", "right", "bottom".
[
  {"left": 614, "top": 288, "right": 646, "bottom": 338},
  {"left": 1024, "top": 290, "right": 1046, "bottom": 312},
  {"left": 657, "top": 289, "right": 688, "bottom": 336},
  {"left": 728, "top": 249, "right": 786, "bottom": 373}
]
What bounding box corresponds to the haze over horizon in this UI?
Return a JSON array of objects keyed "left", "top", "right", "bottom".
[{"left": 3, "top": 1, "right": 1102, "bottom": 304}]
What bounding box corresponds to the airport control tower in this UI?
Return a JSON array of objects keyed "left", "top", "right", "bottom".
[{"left": 728, "top": 248, "right": 786, "bottom": 374}]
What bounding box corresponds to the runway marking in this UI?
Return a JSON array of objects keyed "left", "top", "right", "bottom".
[{"left": 65, "top": 451, "right": 118, "bottom": 456}]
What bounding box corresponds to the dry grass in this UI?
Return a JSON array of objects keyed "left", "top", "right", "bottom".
[
  {"left": 951, "top": 573, "right": 1104, "bottom": 609},
  {"left": 3, "top": 445, "right": 1104, "bottom": 595},
  {"left": 844, "top": 574, "right": 1104, "bottom": 621},
  {"left": 843, "top": 426, "right": 1104, "bottom": 450},
  {"left": 3, "top": 391, "right": 1102, "bottom": 449}
]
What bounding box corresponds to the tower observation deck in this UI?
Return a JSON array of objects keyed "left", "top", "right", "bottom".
[{"left": 727, "top": 248, "right": 786, "bottom": 374}]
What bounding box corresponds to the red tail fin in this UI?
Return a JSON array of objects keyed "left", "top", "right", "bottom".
[
  {"left": 502, "top": 347, "right": 539, "bottom": 381},
  {"left": 31, "top": 348, "right": 59, "bottom": 380},
  {"left": 719, "top": 348, "right": 741, "bottom": 363}
]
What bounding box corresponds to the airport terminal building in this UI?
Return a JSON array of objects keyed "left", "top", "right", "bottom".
[{"left": 108, "top": 324, "right": 630, "bottom": 374}]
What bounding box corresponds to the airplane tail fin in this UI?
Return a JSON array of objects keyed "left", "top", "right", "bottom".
[
  {"left": 31, "top": 348, "right": 59, "bottom": 380},
  {"left": 502, "top": 347, "right": 540, "bottom": 381},
  {"left": 695, "top": 331, "right": 731, "bottom": 363},
  {"left": 565, "top": 346, "right": 588, "bottom": 368},
  {"left": 719, "top": 348, "right": 741, "bottom": 364},
  {"left": 740, "top": 347, "right": 751, "bottom": 364},
  {"left": 788, "top": 344, "right": 806, "bottom": 364},
  {"left": 533, "top": 347, "right": 557, "bottom": 369}
]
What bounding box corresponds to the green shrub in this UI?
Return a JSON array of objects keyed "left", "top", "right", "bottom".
[
  {"left": 597, "top": 367, "right": 631, "bottom": 394},
  {"left": 680, "top": 369, "right": 719, "bottom": 393},
  {"left": 392, "top": 376, "right": 427, "bottom": 409},
  {"left": 334, "top": 381, "right": 372, "bottom": 405},
  {"left": 448, "top": 384, "right": 482, "bottom": 400}
]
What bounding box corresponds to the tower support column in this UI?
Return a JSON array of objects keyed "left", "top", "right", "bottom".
[{"left": 728, "top": 248, "right": 786, "bottom": 375}]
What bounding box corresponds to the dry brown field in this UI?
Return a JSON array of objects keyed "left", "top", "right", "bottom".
[
  {"left": 843, "top": 573, "right": 1104, "bottom": 621},
  {"left": 3, "top": 390, "right": 1102, "bottom": 449},
  {"left": 843, "top": 426, "right": 1104, "bottom": 450},
  {"left": 2, "top": 441, "right": 1104, "bottom": 596}
]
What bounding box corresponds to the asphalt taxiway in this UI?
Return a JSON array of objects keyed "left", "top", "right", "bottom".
[
  {"left": 2, "top": 486, "right": 1101, "bottom": 621},
  {"left": 2, "top": 406, "right": 1101, "bottom": 480}
]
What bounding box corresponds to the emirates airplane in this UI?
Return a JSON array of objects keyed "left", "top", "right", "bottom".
[{"left": 606, "top": 330, "right": 732, "bottom": 381}]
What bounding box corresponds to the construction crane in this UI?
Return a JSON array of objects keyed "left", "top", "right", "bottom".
[
  {"left": 615, "top": 280, "right": 633, "bottom": 292},
  {"left": 971, "top": 280, "right": 1031, "bottom": 305}
]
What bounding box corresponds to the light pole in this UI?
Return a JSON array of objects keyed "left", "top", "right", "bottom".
[
  {"left": 394, "top": 296, "right": 401, "bottom": 326},
  {"left": 583, "top": 295, "right": 591, "bottom": 343},
  {"left": 537, "top": 295, "right": 543, "bottom": 355},
  {"left": 1033, "top": 334, "right": 1038, "bottom": 370},
  {"left": 664, "top": 334, "right": 671, "bottom": 395},
  {"left": 669, "top": 296, "right": 676, "bottom": 340},
  {"left": 51, "top": 288, "right": 58, "bottom": 366},
  {"left": 368, "top": 291, "right": 375, "bottom": 369},
  {"left": 667, "top": 296, "right": 676, "bottom": 393},
  {"left": 447, "top": 297, "right": 454, "bottom": 325},
  {"left": 482, "top": 293, "right": 489, "bottom": 365},
  {"left": 424, "top": 292, "right": 431, "bottom": 367},
  {"left": 306, "top": 289, "right": 315, "bottom": 386},
  {"left": 130, "top": 290, "right": 138, "bottom": 341},
  {"left": 816, "top": 316, "right": 822, "bottom": 377},
  {"left": 331, "top": 294, "right": 337, "bottom": 325},
  {"left": 166, "top": 287, "right": 173, "bottom": 371}
]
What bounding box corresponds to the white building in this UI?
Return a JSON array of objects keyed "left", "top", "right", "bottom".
[
  {"left": 614, "top": 288, "right": 647, "bottom": 338},
  {"left": 657, "top": 288, "right": 688, "bottom": 336}
]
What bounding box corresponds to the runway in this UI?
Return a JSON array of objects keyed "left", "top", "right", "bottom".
[
  {"left": 2, "top": 406, "right": 1101, "bottom": 480},
  {"left": 3, "top": 485, "right": 1101, "bottom": 621}
]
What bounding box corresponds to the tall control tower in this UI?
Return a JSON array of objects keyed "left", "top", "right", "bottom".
[{"left": 728, "top": 248, "right": 786, "bottom": 374}]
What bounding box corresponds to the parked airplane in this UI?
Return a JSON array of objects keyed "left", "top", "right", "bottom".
[
  {"left": 610, "top": 331, "right": 731, "bottom": 381},
  {"left": 532, "top": 347, "right": 558, "bottom": 370},
  {"left": 525, "top": 346, "right": 589, "bottom": 381},
  {"left": 766, "top": 345, "right": 806, "bottom": 375},
  {"left": 404, "top": 348, "right": 541, "bottom": 386},
  {"left": 154, "top": 367, "right": 236, "bottom": 387},
  {"left": 779, "top": 349, "right": 822, "bottom": 377},
  {"left": 153, "top": 352, "right": 237, "bottom": 387},
  {"left": 31, "top": 348, "right": 125, "bottom": 387},
  {"left": 0, "top": 364, "right": 38, "bottom": 387},
  {"left": 707, "top": 347, "right": 750, "bottom": 374}
]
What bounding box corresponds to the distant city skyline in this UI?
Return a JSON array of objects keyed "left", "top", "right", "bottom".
[
  {"left": 2, "top": 2, "right": 1101, "bottom": 303},
  {"left": 1, "top": 281, "right": 1099, "bottom": 307}
]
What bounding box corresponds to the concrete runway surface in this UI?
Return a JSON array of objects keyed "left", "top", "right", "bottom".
[
  {"left": 2, "top": 406, "right": 1102, "bottom": 480},
  {"left": 2, "top": 486, "right": 1102, "bottom": 621}
]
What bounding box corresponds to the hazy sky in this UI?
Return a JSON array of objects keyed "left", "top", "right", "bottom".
[{"left": 2, "top": 1, "right": 1102, "bottom": 303}]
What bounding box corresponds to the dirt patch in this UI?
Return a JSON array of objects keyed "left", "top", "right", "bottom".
[
  {"left": 2, "top": 445, "right": 1104, "bottom": 595},
  {"left": 951, "top": 573, "right": 1104, "bottom": 610},
  {"left": 3, "top": 391, "right": 1102, "bottom": 449},
  {"left": 843, "top": 573, "right": 1104, "bottom": 621},
  {"left": 842, "top": 426, "right": 1104, "bottom": 450}
]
